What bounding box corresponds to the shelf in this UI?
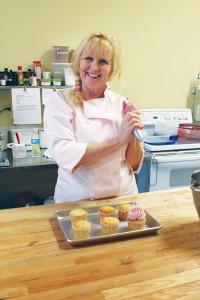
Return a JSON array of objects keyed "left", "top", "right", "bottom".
[{"left": 0, "top": 85, "right": 67, "bottom": 90}]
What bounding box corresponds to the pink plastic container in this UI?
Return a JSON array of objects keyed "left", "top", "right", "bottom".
[{"left": 178, "top": 125, "right": 200, "bottom": 139}]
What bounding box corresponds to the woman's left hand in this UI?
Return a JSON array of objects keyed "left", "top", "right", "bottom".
[{"left": 123, "top": 100, "right": 144, "bottom": 131}]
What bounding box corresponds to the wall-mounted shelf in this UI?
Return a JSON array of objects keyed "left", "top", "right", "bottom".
[{"left": 0, "top": 85, "right": 66, "bottom": 90}]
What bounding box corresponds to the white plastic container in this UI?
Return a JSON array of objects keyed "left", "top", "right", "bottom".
[
  {"left": 53, "top": 46, "right": 69, "bottom": 63},
  {"left": 196, "top": 105, "right": 200, "bottom": 122},
  {"left": 7, "top": 143, "right": 26, "bottom": 159},
  {"left": 9, "top": 127, "right": 33, "bottom": 149},
  {"left": 39, "top": 129, "right": 47, "bottom": 148},
  {"left": 155, "top": 120, "right": 179, "bottom": 136},
  {"left": 52, "top": 63, "right": 69, "bottom": 85},
  {"left": 197, "top": 73, "right": 200, "bottom": 91},
  {"left": 143, "top": 135, "right": 170, "bottom": 144},
  {"left": 52, "top": 78, "right": 62, "bottom": 86},
  {"left": 64, "top": 64, "right": 75, "bottom": 87},
  {"left": 40, "top": 79, "right": 51, "bottom": 86},
  {"left": 42, "top": 71, "right": 51, "bottom": 79}
]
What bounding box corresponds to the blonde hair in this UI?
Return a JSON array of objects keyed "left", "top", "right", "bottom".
[{"left": 69, "top": 32, "right": 121, "bottom": 105}]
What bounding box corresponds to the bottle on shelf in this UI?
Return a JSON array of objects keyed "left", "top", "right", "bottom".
[
  {"left": 12, "top": 71, "right": 19, "bottom": 86},
  {"left": 27, "top": 68, "right": 34, "bottom": 77},
  {"left": 0, "top": 72, "right": 3, "bottom": 85},
  {"left": 23, "top": 71, "right": 31, "bottom": 86},
  {"left": 196, "top": 73, "right": 200, "bottom": 91},
  {"left": 0, "top": 72, "right": 6, "bottom": 86},
  {"left": 8, "top": 70, "right": 13, "bottom": 86},
  {"left": 17, "top": 66, "right": 24, "bottom": 85},
  {"left": 31, "top": 128, "right": 41, "bottom": 157},
  {"left": 4, "top": 68, "right": 9, "bottom": 85},
  {"left": 27, "top": 68, "right": 35, "bottom": 86},
  {"left": 33, "top": 61, "right": 41, "bottom": 85}
]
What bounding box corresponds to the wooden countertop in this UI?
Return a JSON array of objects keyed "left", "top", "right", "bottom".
[{"left": 0, "top": 188, "right": 200, "bottom": 299}]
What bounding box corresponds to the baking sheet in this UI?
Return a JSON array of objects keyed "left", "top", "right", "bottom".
[{"left": 54, "top": 202, "right": 162, "bottom": 246}]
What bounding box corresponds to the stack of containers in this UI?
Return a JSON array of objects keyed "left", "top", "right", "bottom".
[{"left": 52, "top": 46, "right": 69, "bottom": 85}]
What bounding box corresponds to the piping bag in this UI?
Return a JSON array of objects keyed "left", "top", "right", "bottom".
[{"left": 123, "top": 99, "right": 144, "bottom": 142}]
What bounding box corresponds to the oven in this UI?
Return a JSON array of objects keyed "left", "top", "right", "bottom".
[{"left": 137, "top": 109, "right": 200, "bottom": 193}]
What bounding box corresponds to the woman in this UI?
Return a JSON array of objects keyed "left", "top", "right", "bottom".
[{"left": 44, "top": 32, "right": 144, "bottom": 203}]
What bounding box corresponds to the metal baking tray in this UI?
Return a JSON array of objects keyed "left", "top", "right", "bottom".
[{"left": 54, "top": 202, "right": 162, "bottom": 246}]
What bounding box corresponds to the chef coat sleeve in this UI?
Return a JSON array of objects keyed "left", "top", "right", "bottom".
[{"left": 44, "top": 93, "right": 87, "bottom": 173}]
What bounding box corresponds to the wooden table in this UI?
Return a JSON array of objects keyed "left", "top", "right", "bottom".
[{"left": 0, "top": 187, "right": 200, "bottom": 299}]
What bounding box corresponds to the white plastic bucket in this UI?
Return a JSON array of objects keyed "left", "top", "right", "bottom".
[{"left": 7, "top": 143, "right": 26, "bottom": 159}]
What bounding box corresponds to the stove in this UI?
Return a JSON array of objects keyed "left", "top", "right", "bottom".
[{"left": 137, "top": 108, "right": 200, "bottom": 193}]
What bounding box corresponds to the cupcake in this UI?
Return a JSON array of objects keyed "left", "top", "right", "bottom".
[
  {"left": 118, "top": 203, "right": 132, "bottom": 221},
  {"left": 72, "top": 220, "right": 92, "bottom": 239},
  {"left": 69, "top": 208, "right": 88, "bottom": 223},
  {"left": 98, "top": 205, "right": 116, "bottom": 219},
  {"left": 127, "top": 204, "right": 146, "bottom": 230},
  {"left": 101, "top": 217, "right": 119, "bottom": 234}
]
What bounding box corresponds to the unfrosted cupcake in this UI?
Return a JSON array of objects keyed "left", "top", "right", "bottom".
[
  {"left": 101, "top": 217, "right": 119, "bottom": 234},
  {"left": 69, "top": 208, "right": 88, "bottom": 223},
  {"left": 118, "top": 203, "right": 132, "bottom": 221},
  {"left": 72, "top": 220, "right": 92, "bottom": 239},
  {"left": 98, "top": 205, "right": 116, "bottom": 219},
  {"left": 127, "top": 204, "right": 146, "bottom": 230}
]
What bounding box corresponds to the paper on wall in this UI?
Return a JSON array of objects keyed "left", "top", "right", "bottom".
[
  {"left": 11, "top": 88, "right": 42, "bottom": 125},
  {"left": 42, "top": 88, "right": 64, "bottom": 105}
]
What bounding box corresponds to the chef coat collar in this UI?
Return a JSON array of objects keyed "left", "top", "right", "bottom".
[{"left": 82, "top": 87, "right": 113, "bottom": 121}]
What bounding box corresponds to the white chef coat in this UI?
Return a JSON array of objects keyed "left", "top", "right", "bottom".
[{"left": 44, "top": 87, "right": 143, "bottom": 203}]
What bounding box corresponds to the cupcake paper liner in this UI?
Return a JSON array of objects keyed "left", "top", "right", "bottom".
[{"left": 127, "top": 218, "right": 146, "bottom": 231}]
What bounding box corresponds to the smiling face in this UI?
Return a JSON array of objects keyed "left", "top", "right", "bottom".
[
  {"left": 71, "top": 33, "right": 121, "bottom": 101},
  {"left": 79, "top": 51, "right": 112, "bottom": 99}
]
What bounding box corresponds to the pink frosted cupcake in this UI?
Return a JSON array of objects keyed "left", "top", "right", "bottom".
[{"left": 127, "top": 204, "right": 146, "bottom": 230}]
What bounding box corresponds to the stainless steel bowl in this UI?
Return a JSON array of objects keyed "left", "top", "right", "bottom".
[{"left": 190, "top": 170, "right": 200, "bottom": 219}]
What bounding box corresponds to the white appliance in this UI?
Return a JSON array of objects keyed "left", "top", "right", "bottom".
[{"left": 137, "top": 109, "right": 200, "bottom": 192}]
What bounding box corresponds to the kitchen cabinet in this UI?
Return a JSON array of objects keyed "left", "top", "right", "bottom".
[
  {"left": 0, "top": 86, "right": 64, "bottom": 209},
  {"left": 0, "top": 150, "right": 58, "bottom": 209}
]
